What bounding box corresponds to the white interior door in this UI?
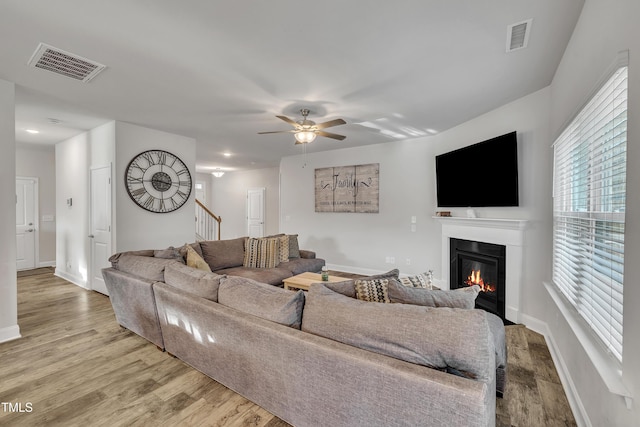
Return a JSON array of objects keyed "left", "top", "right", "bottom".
[
  {"left": 90, "top": 166, "right": 112, "bottom": 295},
  {"left": 16, "top": 178, "right": 37, "bottom": 270},
  {"left": 247, "top": 188, "right": 265, "bottom": 238}
]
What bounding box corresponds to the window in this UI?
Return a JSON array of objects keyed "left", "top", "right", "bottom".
[{"left": 552, "top": 64, "right": 627, "bottom": 362}]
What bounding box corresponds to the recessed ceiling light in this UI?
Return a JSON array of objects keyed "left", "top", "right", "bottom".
[
  {"left": 223, "top": 152, "right": 231, "bottom": 157},
  {"left": 26, "top": 129, "right": 39, "bottom": 134}
]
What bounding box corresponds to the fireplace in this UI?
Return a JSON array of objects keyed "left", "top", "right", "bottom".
[{"left": 450, "top": 238, "right": 507, "bottom": 321}]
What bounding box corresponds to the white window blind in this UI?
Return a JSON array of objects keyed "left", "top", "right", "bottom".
[{"left": 552, "top": 65, "right": 627, "bottom": 362}]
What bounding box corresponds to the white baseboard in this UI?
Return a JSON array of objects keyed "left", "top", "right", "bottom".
[
  {"left": 0, "top": 325, "right": 21, "bottom": 344},
  {"left": 54, "top": 269, "right": 88, "bottom": 289},
  {"left": 38, "top": 260, "right": 56, "bottom": 268},
  {"left": 519, "top": 313, "right": 590, "bottom": 427}
]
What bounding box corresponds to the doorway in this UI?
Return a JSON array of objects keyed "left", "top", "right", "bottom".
[
  {"left": 89, "top": 165, "right": 112, "bottom": 295},
  {"left": 247, "top": 188, "right": 265, "bottom": 238},
  {"left": 16, "top": 177, "right": 38, "bottom": 271}
]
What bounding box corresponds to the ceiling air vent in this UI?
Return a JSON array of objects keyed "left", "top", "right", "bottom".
[
  {"left": 27, "top": 43, "right": 106, "bottom": 82},
  {"left": 506, "top": 19, "right": 532, "bottom": 53}
]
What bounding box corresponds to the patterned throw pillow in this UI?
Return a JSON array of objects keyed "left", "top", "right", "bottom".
[
  {"left": 185, "top": 245, "right": 212, "bottom": 272},
  {"left": 399, "top": 272, "right": 433, "bottom": 289},
  {"left": 243, "top": 237, "right": 281, "bottom": 268},
  {"left": 355, "top": 278, "right": 391, "bottom": 303},
  {"left": 277, "top": 235, "right": 290, "bottom": 263}
]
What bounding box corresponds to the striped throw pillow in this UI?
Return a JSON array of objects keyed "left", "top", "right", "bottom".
[{"left": 243, "top": 237, "right": 281, "bottom": 268}]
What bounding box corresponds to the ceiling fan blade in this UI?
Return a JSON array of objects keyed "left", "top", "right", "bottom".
[
  {"left": 257, "top": 130, "right": 295, "bottom": 134},
  {"left": 316, "top": 130, "right": 346, "bottom": 141},
  {"left": 276, "top": 115, "right": 300, "bottom": 127},
  {"left": 315, "top": 118, "right": 347, "bottom": 130}
]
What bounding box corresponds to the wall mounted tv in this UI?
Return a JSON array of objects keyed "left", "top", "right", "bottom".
[{"left": 435, "top": 131, "right": 519, "bottom": 207}]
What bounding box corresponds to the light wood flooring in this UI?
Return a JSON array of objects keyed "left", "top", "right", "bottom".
[{"left": 0, "top": 271, "right": 576, "bottom": 426}]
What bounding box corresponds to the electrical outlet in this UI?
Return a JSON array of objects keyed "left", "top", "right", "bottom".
[
  {"left": 385, "top": 256, "right": 396, "bottom": 264},
  {"left": 406, "top": 259, "right": 411, "bottom": 265}
]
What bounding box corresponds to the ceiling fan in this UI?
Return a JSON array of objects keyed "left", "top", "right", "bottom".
[{"left": 258, "top": 108, "right": 346, "bottom": 144}]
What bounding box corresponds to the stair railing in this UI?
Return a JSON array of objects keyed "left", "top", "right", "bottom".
[{"left": 195, "top": 199, "right": 221, "bottom": 241}]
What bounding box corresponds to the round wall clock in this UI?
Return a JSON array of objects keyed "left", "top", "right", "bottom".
[{"left": 125, "top": 149, "right": 192, "bottom": 213}]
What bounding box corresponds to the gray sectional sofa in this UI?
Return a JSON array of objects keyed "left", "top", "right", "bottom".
[{"left": 102, "top": 240, "right": 506, "bottom": 427}]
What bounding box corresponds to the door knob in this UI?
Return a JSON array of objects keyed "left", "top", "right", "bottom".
[
  {"left": 88, "top": 234, "right": 95, "bottom": 238},
  {"left": 26, "top": 229, "right": 34, "bottom": 232}
]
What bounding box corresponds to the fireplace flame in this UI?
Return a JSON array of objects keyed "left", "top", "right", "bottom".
[{"left": 465, "top": 270, "right": 496, "bottom": 293}]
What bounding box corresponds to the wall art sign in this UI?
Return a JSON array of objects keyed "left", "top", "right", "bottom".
[{"left": 315, "top": 163, "right": 379, "bottom": 213}]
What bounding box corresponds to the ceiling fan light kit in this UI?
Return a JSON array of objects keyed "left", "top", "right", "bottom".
[
  {"left": 294, "top": 130, "right": 317, "bottom": 143},
  {"left": 259, "top": 108, "right": 346, "bottom": 145}
]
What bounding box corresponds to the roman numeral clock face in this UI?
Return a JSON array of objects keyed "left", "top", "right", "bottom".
[{"left": 125, "top": 150, "right": 192, "bottom": 213}]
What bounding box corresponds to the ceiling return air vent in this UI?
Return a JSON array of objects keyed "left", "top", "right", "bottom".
[
  {"left": 506, "top": 19, "right": 532, "bottom": 52},
  {"left": 27, "top": 43, "right": 106, "bottom": 82}
]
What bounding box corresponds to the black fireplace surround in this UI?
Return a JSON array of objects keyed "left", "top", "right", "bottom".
[{"left": 450, "top": 238, "right": 506, "bottom": 321}]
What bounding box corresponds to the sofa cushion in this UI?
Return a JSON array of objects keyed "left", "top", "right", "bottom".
[
  {"left": 114, "top": 254, "right": 180, "bottom": 282},
  {"left": 288, "top": 234, "right": 300, "bottom": 258},
  {"left": 154, "top": 246, "right": 184, "bottom": 261},
  {"left": 355, "top": 278, "right": 391, "bottom": 303},
  {"left": 388, "top": 280, "right": 480, "bottom": 309},
  {"left": 200, "top": 237, "right": 246, "bottom": 270},
  {"left": 164, "top": 263, "right": 224, "bottom": 301},
  {"left": 185, "top": 245, "right": 212, "bottom": 272},
  {"left": 178, "top": 242, "right": 204, "bottom": 260},
  {"left": 109, "top": 249, "right": 155, "bottom": 268},
  {"left": 214, "top": 266, "right": 292, "bottom": 286},
  {"left": 218, "top": 276, "right": 305, "bottom": 329},
  {"left": 302, "top": 283, "right": 494, "bottom": 382},
  {"left": 243, "top": 237, "right": 281, "bottom": 268},
  {"left": 278, "top": 257, "right": 325, "bottom": 276},
  {"left": 325, "top": 269, "right": 400, "bottom": 298}
]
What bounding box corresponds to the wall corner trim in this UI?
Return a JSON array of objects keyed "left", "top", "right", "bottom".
[{"left": 0, "top": 325, "right": 22, "bottom": 344}]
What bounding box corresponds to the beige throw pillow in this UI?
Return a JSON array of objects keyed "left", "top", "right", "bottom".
[{"left": 185, "top": 245, "right": 212, "bottom": 272}]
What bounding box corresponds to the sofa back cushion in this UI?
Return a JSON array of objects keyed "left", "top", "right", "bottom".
[
  {"left": 200, "top": 237, "right": 247, "bottom": 270},
  {"left": 325, "top": 269, "right": 400, "bottom": 298},
  {"left": 164, "top": 263, "right": 224, "bottom": 301},
  {"left": 218, "top": 276, "right": 305, "bottom": 329},
  {"left": 388, "top": 280, "right": 480, "bottom": 309},
  {"left": 113, "top": 254, "right": 180, "bottom": 282},
  {"left": 302, "top": 283, "right": 494, "bottom": 382}
]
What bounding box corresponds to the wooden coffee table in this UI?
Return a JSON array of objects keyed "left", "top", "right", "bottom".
[{"left": 283, "top": 271, "right": 347, "bottom": 291}]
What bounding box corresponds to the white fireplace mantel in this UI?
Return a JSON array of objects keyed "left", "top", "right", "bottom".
[{"left": 434, "top": 216, "right": 528, "bottom": 323}]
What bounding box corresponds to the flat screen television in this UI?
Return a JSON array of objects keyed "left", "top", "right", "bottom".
[{"left": 435, "top": 131, "right": 519, "bottom": 207}]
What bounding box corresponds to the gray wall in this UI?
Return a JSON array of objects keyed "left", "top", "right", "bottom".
[
  {"left": 545, "top": 0, "right": 640, "bottom": 425},
  {"left": 55, "top": 120, "right": 196, "bottom": 287},
  {"left": 114, "top": 121, "right": 196, "bottom": 251},
  {"left": 0, "top": 78, "right": 18, "bottom": 343},
  {"left": 280, "top": 87, "right": 550, "bottom": 285},
  {"left": 211, "top": 167, "right": 280, "bottom": 239},
  {"left": 16, "top": 144, "right": 56, "bottom": 266}
]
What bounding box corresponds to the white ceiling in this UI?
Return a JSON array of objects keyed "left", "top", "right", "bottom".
[{"left": 1, "top": 0, "right": 584, "bottom": 173}]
